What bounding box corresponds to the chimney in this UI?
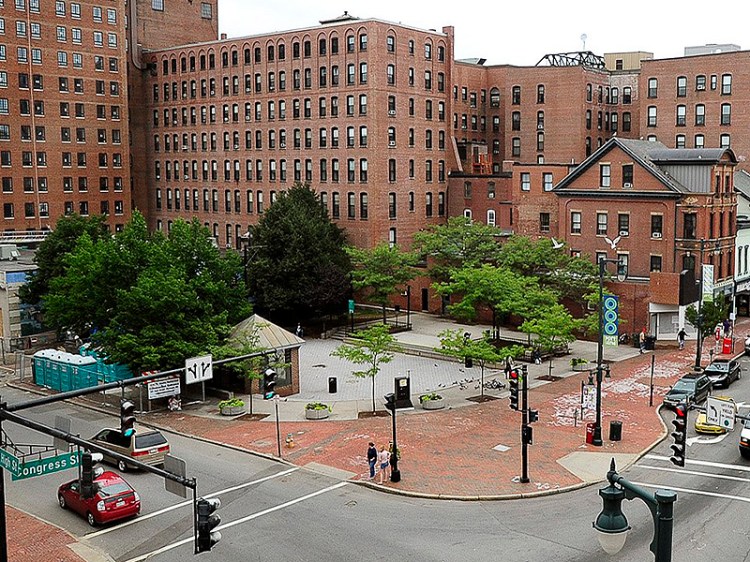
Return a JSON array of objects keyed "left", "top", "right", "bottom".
[{"left": 220, "top": 33, "right": 227, "bottom": 40}]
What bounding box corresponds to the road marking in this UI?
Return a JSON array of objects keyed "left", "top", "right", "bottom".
[
  {"left": 645, "top": 454, "right": 750, "bottom": 473},
  {"left": 631, "top": 481, "right": 750, "bottom": 504},
  {"left": 121, "top": 482, "right": 347, "bottom": 562},
  {"left": 86, "top": 466, "right": 299, "bottom": 538},
  {"left": 686, "top": 433, "right": 729, "bottom": 446},
  {"left": 639, "top": 464, "right": 750, "bottom": 484}
]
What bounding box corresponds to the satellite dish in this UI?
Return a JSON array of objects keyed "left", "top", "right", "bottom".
[{"left": 581, "top": 33, "right": 588, "bottom": 50}]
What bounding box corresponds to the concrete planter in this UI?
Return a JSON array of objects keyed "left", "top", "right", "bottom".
[
  {"left": 219, "top": 405, "right": 245, "bottom": 416},
  {"left": 305, "top": 408, "right": 330, "bottom": 420},
  {"left": 421, "top": 398, "right": 446, "bottom": 410},
  {"left": 571, "top": 362, "right": 590, "bottom": 372}
]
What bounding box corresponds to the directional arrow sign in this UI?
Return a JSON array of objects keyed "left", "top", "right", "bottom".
[
  {"left": 706, "top": 397, "right": 721, "bottom": 425},
  {"left": 185, "top": 355, "right": 213, "bottom": 385}
]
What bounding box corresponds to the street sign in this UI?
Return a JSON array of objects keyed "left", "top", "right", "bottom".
[
  {"left": 185, "top": 355, "right": 213, "bottom": 385},
  {"left": 148, "top": 376, "right": 181, "bottom": 399},
  {"left": 348, "top": 299, "right": 355, "bottom": 314},
  {"left": 164, "top": 454, "right": 188, "bottom": 498},
  {"left": 582, "top": 383, "right": 596, "bottom": 411},
  {"left": 11, "top": 451, "right": 81, "bottom": 481},
  {"left": 602, "top": 295, "right": 619, "bottom": 347},
  {"left": 706, "top": 396, "right": 735, "bottom": 430},
  {"left": 54, "top": 416, "right": 71, "bottom": 453},
  {"left": 0, "top": 448, "right": 21, "bottom": 476}
]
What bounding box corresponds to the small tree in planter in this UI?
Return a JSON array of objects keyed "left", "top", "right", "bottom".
[
  {"left": 305, "top": 401, "right": 332, "bottom": 420},
  {"left": 218, "top": 397, "right": 245, "bottom": 416},
  {"left": 419, "top": 392, "right": 445, "bottom": 410},
  {"left": 330, "top": 323, "right": 401, "bottom": 413}
]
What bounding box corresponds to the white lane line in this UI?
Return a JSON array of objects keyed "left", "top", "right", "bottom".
[
  {"left": 645, "top": 454, "right": 750, "bottom": 473},
  {"left": 639, "top": 464, "right": 750, "bottom": 484},
  {"left": 122, "top": 482, "right": 347, "bottom": 562},
  {"left": 86, "top": 467, "right": 299, "bottom": 539},
  {"left": 631, "top": 481, "right": 750, "bottom": 504}
]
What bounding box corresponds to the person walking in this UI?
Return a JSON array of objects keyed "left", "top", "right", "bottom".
[
  {"left": 367, "top": 442, "right": 377, "bottom": 479},
  {"left": 295, "top": 323, "right": 304, "bottom": 338},
  {"left": 377, "top": 445, "right": 390, "bottom": 484},
  {"left": 639, "top": 329, "right": 646, "bottom": 354},
  {"left": 677, "top": 328, "right": 686, "bottom": 350}
]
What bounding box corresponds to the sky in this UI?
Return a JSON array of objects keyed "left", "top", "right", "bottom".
[{"left": 216, "top": 1, "right": 746, "bottom": 66}]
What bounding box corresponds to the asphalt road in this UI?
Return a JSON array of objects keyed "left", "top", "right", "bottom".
[{"left": 3, "top": 361, "right": 750, "bottom": 562}]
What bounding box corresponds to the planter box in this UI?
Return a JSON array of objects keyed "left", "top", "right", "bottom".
[
  {"left": 571, "top": 363, "right": 590, "bottom": 372},
  {"left": 220, "top": 405, "right": 245, "bottom": 416},
  {"left": 421, "top": 398, "right": 445, "bottom": 410},
  {"left": 305, "top": 408, "right": 330, "bottom": 420}
]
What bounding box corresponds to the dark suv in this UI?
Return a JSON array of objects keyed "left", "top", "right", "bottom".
[
  {"left": 663, "top": 372, "right": 712, "bottom": 409},
  {"left": 703, "top": 358, "right": 742, "bottom": 388}
]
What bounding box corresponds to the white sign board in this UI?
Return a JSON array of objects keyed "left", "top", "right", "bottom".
[
  {"left": 706, "top": 396, "right": 735, "bottom": 430},
  {"left": 185, "top": 355, "right": 213, "bottom": 385},
  {"left": 702, "top": 264, "right": 714, "bottom": 303},
  {"left": 147, "top": 377, "right": 181, "bottom": 400},
  {"left": 582, "top": 384, "right": 596, "bottom": 412}
]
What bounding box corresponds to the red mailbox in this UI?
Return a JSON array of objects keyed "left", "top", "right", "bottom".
[
  {"left": 722, "top": 337, "right": 732, "bottom": 355},
  {"left": 586, "top": 422, "right": 596, "bottom": 444}
]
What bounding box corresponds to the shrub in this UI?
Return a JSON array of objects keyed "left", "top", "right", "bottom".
[
  {"left": 571, "top": 357, "right": 588, "bottom": 367},
  {"left": 419, "top": 392, "right": 443, "bottom": 403},
  {"left": 218, "top": 397, "right": 245, "bottom": 409},
  {"left": 305, "top": 402, "right": 332, "bottom": 412}
]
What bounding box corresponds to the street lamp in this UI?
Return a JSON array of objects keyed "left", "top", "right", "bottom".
[
  {"left": 594, "top": 458, "right": 677, "bottom": 561},
  {"left": 384, "top": 393, "right": 401, "bottom": 482},
  {"left": 593, "top": 258, "right": 626, "bottom": 447},
  {"left": 693, "top": 238, "right": 721, "bottom": 372}
]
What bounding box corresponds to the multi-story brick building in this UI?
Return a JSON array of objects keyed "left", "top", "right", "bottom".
[
  {"left": 554, "top": 137, "right": 737, "bottom": 337},
  {"left": 0, "top": 0, "right": 133, "bottom": 234}
]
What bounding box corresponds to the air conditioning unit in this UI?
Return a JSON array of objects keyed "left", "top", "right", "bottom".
[
  {"left": 389, "top": 141, "right": 396, "bottom": 146},
  {"left": 182, "top": 144, "right": 188, "bottom": 151},
  {"left": 184, "top": 175, "right": 189, "bottom": 180},
  {"left": 223, "top": 117, "right": 229, "bottom": 122},
  {"left": 623, "top": 182, "right": 632, "bottom": 188},
  {"left": 388, "top": 110, "right": 396, "bottom": 116},
  {"left": 233, "top": 144, "right": 239, "bottom": 150},
  {"left": 537, "top": 124, "right": 544, "bottom": 130},
  {"left": 280, "top": 142, "right": 286, "bottom": 148},
  {"left": 652, "top": 232, "right": 662, "bottom": 238},
  {"left": 697, "top": 84, "right": 706, "bottom": 91},
  {"left": 619, "top": 230, "right": 629, "bottom": 237}
]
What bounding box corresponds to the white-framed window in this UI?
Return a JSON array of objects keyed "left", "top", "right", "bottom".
[
  {"left": 543, "top": 172, "right": 553, "bottom": 191},
  {"left": 487, "top": 209, "right": 496, "bottom": 226},
  {"left": 201, "top": 2, "right": 212, "bottom": 18},
  {"left": 600, "top": 164, "right": 611, "bottom": 188},
  {"left": 596, "top": 212, "right": 608, "bottom": 235},
  {"left": 521, "top": 172, "right": 531, "bottom": 191},
  {"left": 570, "top": 211, "right": 581, "bottom": 234},
  {"left": 152, "top": 0, "right": 164, "bottom": 11}
]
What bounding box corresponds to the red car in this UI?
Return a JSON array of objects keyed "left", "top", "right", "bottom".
[{"left": 57, "top": 471, "right": 141, "bottom": 526}]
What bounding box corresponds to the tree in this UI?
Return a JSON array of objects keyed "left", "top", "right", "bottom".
[
  {"left": 436, "top": 329, "right": 515, "bottom": 396},
  {"left": 347, "top": 243, "right": 419, "bottom": 323},
  {"left": 412, "top": 217, "right": 503, "bottom": 283},
  {"left": 247, "top": 183, "right": 351, "bottom": 324},
  {"left": 19, "top": 214, "right": 109, "bottom": 308},
  {"left": 330, "top": 324, "right": 401, "bottom": 413},
  {"left": 519, "top": 304, "right": 581, "bottom": 355},
  {"left": 686, "top": 298, "right": 730, "bottom": 339},
  {"left": 42, "top": 213, "right": 250, "bottom": 374}
]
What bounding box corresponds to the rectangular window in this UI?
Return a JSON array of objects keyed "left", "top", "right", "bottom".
[
  {"left": 540, "top": 212, "right": 550, "bottom": 233},
  {"left": 600, "top": 164, "right": 611, "bottom": 188},
  {"left": 650, "top": 255, "right": 662, "bottom": 272},
  {"left": 520, "top": 172, "right": 531, "bottom": 191},
  {"left": 571, "top": 211, "right": 581, "bottom": 234},
  {"left": 597, "top": 212, "right": 608, "bottom": 235},
  {"left": 617, "top": 214, "right": 629, "bottom": 236},
  {"left": 543, "top": 172, "right": 553, "bottom": 192},
  {"left": 622, "top": 164, "right": 633, "bottom": 186},
  {"left": 683, "top": 213, "right": 697, "bottom": 239},
  {"left": 651, "top": 215, "right": 663, "bottom": 237}
]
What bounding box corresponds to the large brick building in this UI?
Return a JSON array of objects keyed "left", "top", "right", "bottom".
[{"left": 0, "top": 3, "right": 747, "bottom": 330}]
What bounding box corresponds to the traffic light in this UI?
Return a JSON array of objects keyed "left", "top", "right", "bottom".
[
  {"left": 384, "top": 392, "right": 396, "bottom": 412},
  {"left": 528, "top": 409, "right": 539, "bottom": 423},
  {"left": 670, "top": 403, "right": 688, "bottom": 467},
  {"left": 263, "top": 368, "right": 277, "bottom": 400},
  {"left": 509, "top": 369, "right": 520, "bottom": 410},
  {"left": 464, "top": 356, "right": 473, "bottom": 368},
  {"left": 196, "top": 497, "right": 221, "bottom": 552},
  {"left": 120, "top": 400, "right": 136, "bottom": 438},
  {"left": 81, "top": 451, "right": 103, "bottom": 499},
  {"left": 522, "top": 425, "right": 533, "bottom": 445}
]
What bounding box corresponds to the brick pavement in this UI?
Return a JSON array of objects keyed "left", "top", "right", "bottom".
[
  {"left": 148, "top": 343, "right": 709, "bottom": 498},
  {"left": 7, "top": 506, "right": 86, "bottom": 562}
]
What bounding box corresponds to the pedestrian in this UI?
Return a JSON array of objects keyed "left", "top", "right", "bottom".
[
  {"left": 723, "top": 318, "right": 731, "bottom": 337},
  {"left": 677, "top": 328, "right": 686, "bottom": 350},
  {"left": 377, "top": 445, "right": 390, "bottom": 484},
  {"left": 639, "top": 329, "right": 646, "bottom": 354},
  {"left": 367, "top": 442, "right": 377, "bottom": 479},
  {"left": 504, "top": 355, "right": 514, "bottom": 378},
  {"left": 295, "top": 323, "right": 304, "bottom": 338},
  {"left": 532, "top": 348, "right": 541, "bottom": 365}
]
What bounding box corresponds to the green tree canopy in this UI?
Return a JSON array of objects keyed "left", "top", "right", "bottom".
[
  {"left": 42, "top": 212, "right": 250, "bottom": 374},
  {"left": 247, "top": 183, "right": 351, "bottom": 324},
  {"left": 519, "top": 303, "right": 581, "bottom": 354},
  {"left": 19, "top": 214, "right": 109, "bottom": 307},
  {"left": 330, "top": 323, "right": 401, "bottom": 413},
  {"left": 686, "top": 298, "right": 730, "bottom": 339},
  {"left": 347, "top": 242, "right": 419, "bottom": 323},
  {"left": 412, "top": 217, "right": 503, "bottom": 282}
]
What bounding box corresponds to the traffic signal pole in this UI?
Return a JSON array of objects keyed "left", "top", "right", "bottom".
[{"left": 521, "top": 365, "right": 530, "bottom": 484}]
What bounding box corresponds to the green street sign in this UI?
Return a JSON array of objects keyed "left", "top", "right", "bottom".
[
  {"left": 0, "top": 448, "right": 22, "bottom": 476},
  {"left": 12, "top": 451, "right": 81, "bottom": 481},
  {"left": 348, "top": 299, "right": 355, "bottom": 314}
]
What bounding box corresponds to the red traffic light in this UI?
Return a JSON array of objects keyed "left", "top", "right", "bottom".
[
  {"left": 509, "top": 368, "right": 520, "bottom": 381},
  {"left": 674, "top": 404, "right": 687, "bottom": 418}
]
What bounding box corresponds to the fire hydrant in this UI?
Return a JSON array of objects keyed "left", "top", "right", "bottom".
[{"left": 285, "top": 433, "right": 295, "bottom": 448}]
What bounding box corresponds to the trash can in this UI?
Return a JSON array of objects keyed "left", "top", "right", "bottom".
[
  {"left": 645, "top": 335, "right": 656, "bottom": 350},
  {"left": 328, "top": 376, "right": 337, "bottom": 393},
  {"left": 722, "top": 337, "right": 733, "bottom": 355},
  {"left": 585, "top": 422, "right": 596, "bottom": 444},
  {"left": 609, "top": 420, "right": 622, "bottom": 441}
]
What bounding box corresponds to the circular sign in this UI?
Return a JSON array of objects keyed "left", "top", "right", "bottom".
[
  {"left": 604, "top": 323, "right": 618, "bottom": 335},
  {"left": 604, "top": 310, "right": 618, "bottom": 323},
  {"left": 603, "top": 296, "right": 618, "bottom": 310}
]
